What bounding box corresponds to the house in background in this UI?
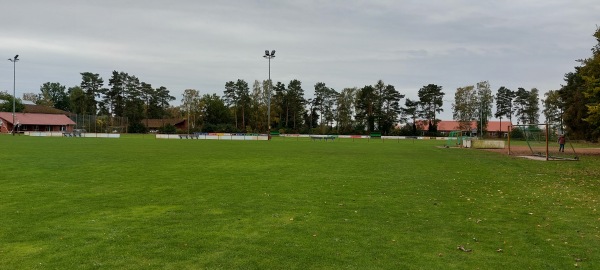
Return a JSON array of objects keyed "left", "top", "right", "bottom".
[
  {"left": 416, "top": 120, "right": 513, "bottom": 137},
  {"left": 485, "top": 121, "right": 514, "bottom": 138},
  {"left": 23, "top": 104, "right": 74, "bottom": 116},
  {"left": 141, "top": 118, "right": 188, "bottom": 132},
  {"left": 0, "top": 112, "right": 76, "bottom": 133}
]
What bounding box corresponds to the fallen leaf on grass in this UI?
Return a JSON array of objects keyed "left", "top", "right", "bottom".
[{"left": 457, "top": 245, "right": 472, "bottom": 252}]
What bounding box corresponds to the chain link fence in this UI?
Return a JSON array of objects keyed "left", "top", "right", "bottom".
[{"left": 69, "top": 114, "right": 128, "bottom": 133}]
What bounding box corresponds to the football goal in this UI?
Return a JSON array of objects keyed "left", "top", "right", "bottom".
[
  {"left": 507, "top": 123, "right": 578, "bottom": 161},
  {"left": 445, "top": 131, "right": 468, "bottom": 148}
]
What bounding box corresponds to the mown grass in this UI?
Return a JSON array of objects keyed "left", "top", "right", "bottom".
[{"left": 0, "top": 135, "right": 598, "bottom": 269}]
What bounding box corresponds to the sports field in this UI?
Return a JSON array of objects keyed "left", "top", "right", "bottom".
[{"left": 1, "top": 135, "right": 598, "bottom": 269}]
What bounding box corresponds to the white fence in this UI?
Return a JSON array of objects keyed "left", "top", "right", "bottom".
[
  {"left": 156, "top": 133, "right": 269, "bottom": 141},
  {"left": 381, "top": 136, "right": 447, "bottom": 140},
  {"left": 25, "top": 132, "right": 120, "bottom": 138},
  {"left": 279, "top": 134, "right": 450, "bottom": 140}
]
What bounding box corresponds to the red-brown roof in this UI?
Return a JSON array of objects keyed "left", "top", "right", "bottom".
[
  {"left": 0, "top": 112, "right": 76, "bottom": 125},
  {"left": 141, "top": 119, "right": 186, "bottom": 128},
  {"left": 416, "top": 120, "right": 512, "bottom": 132},
  {"left": 486, "top": 121, "right": 513, "bottom": 132},
  {"left": 23, "top": 104, "right": 72, "bottom": 115},
  {"left": 437, "top": 121, "right": 471, "bottom": 131}
]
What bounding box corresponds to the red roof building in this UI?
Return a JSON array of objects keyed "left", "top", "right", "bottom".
[
  {"left": 415, "top": 120, "right": 513, "bottom": 137},
  {"left": 142, "top": 118, "right": 188, "bottom": 131},
  {"left": 0, "top": 112, "right": 76, "bottom": 133}
]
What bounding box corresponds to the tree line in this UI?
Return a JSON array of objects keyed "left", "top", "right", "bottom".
[
  {"left": 179, "top": 80, "right": 445, "bottom": 135},
  {"left": 555, "top": 28, "right": 600, "bottom": 141},
  {"left": 1, "top": 28, "right": 598, "bottom": 140},
  {"left": 0, "top": 72, "right": 553, "bottom": 136},
  {"left": 12, "top": 71, "right": 176, "bottom": 133}
]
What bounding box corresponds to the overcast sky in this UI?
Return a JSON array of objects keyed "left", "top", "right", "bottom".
[{"left": 1, "top": 0, "right": 598, "bottom": 120}]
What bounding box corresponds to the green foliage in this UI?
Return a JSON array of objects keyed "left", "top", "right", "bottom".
[
  {"left": 543, "top": 90, "right": 564, "bottom": 130},
  {"left": 401, "top": 98, "right": 420, "bottom": 130},
  {"left": 336, "top": 87, "right": 356, "bottom": 134},
  {"left": 495, "top": 86, "right": 515, "bottom": 123},
  {"left": 79, "top": 72, "right": 105, "bottom": 115},
  {"left": 181, "top": 89, "right": 201, "bottom": 129},
  {"left": 418, "top": 83, "right": 445, "bottom": 130},
  {"left": 201, "top": 123, "right": 237, "bottom": 133},
  {"left": 560, "top": 72, "right": 592, "bottom": 140},
  {"left": 453, "top": 85, "right": 477, "bottom": 130},
  {"left": 396, "top": 123, "right": 417, "bottom": 136},
  {"left": 314, "top": 82, "right": 337, "bottom": 133},
  {"left": 355, "top": 85, "right": 377, "bottom": 132},
  {"left": 476, "top": 81, "right": 494, "bottom": 137},
  {"left": 128, "top": 121, "right": 148, "bottom": 133},
  {"left": 513, "top": 87, "right": 540, "bottom": 125},
  {"left": 510, "top": 127, "right": 524, "bottom": 139},
  {"left": 378, "top": 81, "right": 404, "bottom": 135},
  {"left": 158, "top": 124, "right": 177, "bottom": 134},
  {"left": 559, "top": 28, "right": 600, "bottom": 141},
  {"left": 581, "top": 29, "right": 600, "bottom": 138},
  {"left": 284, "top": 79, "right": 305, "bottom": 131},
  {"left": 223, "top": 79, "right": 252, "bottom": 131},
  {"left": 354, "top": 80, "right": 404, "bottom": 135},
  {"left": 0, "top": 91, "right": 25, "bottom": 112},
  {"left": 40, "top": 82, "right": 70, "bottom": 111},
  {"left": 200, "top": 93, "right": 233, "bottom": 130}
]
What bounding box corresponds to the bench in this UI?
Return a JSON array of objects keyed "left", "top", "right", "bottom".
[{"left": 179, "top": 134, "right": 201, "bottom": 139}]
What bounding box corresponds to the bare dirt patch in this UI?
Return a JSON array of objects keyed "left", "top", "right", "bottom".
[{"left": 483, "top": 145, "right": 600, "bottom": 156}]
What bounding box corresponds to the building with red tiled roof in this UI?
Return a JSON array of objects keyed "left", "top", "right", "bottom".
[
  {"left": 0, "top": 112, "right": 76, "bottom": 133},
  {"left": 141, "top": 118, "right": 188, "bottom": 131},
  {"left": 23, "top": 104, "right": 74, "bottom": 116},
  {"left": 415, "top": 120, "right": 513, "bottom": 137}
]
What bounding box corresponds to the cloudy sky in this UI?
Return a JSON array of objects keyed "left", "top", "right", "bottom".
[{"left": 1, "top": 0, "right": 598, "bottom": 120}]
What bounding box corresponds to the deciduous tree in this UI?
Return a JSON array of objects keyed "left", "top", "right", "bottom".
[
  {"left": 543, "top": 90, "right": 564, "bottom": 132},
  {"left": 452, "top": 85, "right": 477, "bottom": 131},
  {"left": 0, "top": 91, "right": 24, "bottom": 112},
  {"left": 476, "top": 81, "right": 494, "bottom": 136}
]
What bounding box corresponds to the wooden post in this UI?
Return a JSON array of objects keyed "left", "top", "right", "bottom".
[
  {"left": 507, "top": 125, "right": 511, "bottom": 155},
  {"left": 545, "top": 123, "right": 549, "bottom": 161}
]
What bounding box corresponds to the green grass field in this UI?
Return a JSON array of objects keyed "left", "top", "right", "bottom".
[{"left": 1, "top": 135, "right": 598, "bottom": 269}]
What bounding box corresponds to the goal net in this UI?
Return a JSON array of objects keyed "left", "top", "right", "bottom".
[{"left": 509, "top": 124, "right": 578, "bottom": 161}]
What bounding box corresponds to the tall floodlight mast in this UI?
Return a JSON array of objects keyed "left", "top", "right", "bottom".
[
  {"left": 263, "top": 50, "right": 275, "bottom": 135},
  {"left": 8, "top": 55, "right": 19, "bottom": 135}
]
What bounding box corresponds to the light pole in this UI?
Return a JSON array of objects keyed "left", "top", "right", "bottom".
[
  {"left": 263, "top": 50, "right": 275, "bottom": 134},
  {"left": 8, "top": 55, "right": 19, "bottom": 135}
]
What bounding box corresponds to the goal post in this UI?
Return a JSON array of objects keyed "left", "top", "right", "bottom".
[{"left": 507, "top": 123, "right": 578, "bottom": 161}]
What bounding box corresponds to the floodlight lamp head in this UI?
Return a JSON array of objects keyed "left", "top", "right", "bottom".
[
  {"left": 264, "top": 50, "right": 269, "bottom": 56},
  {"left": 271, "top": 50, "right": 275, "bottom": 56},
  {"left": 15, "top": 55, "right": 19, "bottom": 60}
]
